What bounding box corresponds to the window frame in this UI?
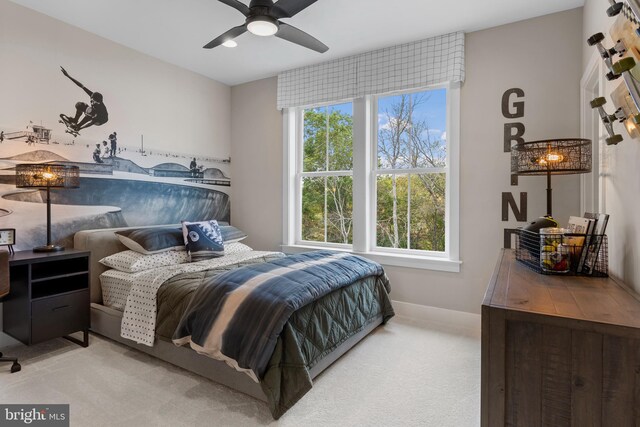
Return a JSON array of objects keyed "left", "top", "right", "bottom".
[{"left": 283, "top": 82, "right": 461, "bottom": 272}]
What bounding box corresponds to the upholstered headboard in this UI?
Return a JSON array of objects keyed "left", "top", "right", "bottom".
[{"left": 74, "top": 224, "right": 180, "bottom": 304}]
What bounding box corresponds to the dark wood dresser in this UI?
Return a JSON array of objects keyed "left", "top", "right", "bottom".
[{"left": 482, "top": 249, "right": 640, "bottom": 427}]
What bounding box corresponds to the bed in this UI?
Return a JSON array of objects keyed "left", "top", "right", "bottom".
[{"left": 74, "top": 225, "right": 394, "bottom": 419}]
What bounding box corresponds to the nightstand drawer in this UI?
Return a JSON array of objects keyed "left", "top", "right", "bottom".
[{"left": 31, "top": 290, "right": 89, "bottom": 344}]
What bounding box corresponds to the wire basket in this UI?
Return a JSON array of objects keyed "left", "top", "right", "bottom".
[{"left": 515, "top": 229, "right": 608, "bottom": 277}]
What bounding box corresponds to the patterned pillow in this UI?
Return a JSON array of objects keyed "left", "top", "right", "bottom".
[
  {"left": 115, "top": 227, "right": 184, "bottom": 254},
  {"left": 182, "top": 220, "right": 225, "bottom": 262},
  {"left": 99, "top": 250, "right": 189, "bottom": 273}
]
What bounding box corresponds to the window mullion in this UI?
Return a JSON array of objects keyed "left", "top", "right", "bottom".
[
  {"left": 324, "top": 175, "right": 328, "bottom": 243},
  {"left": 375, "top": 167, "right": 446, "bottom": 175},
  {"left": 407, "top": 173, "right": 411, "bottom": 249},
  {"left": 352, "top": 97, "right": 370, "bottom": 253},
  {"left": 325, "top": 108, "right": 329, "bottom": 244},
  {"left": 301, "top": 170, "right": 353, "bottom": 178},
  {"left": 407, "top": 94, "right": 413, "bottom": 251}
]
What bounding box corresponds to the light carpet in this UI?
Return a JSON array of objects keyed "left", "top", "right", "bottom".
[{"left": 0, "top": 316, "right": 481, "bottom": 426}]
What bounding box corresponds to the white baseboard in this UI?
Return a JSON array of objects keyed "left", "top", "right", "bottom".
[{"left": 392, "top": 300, "right": 481, "bottom": 331}]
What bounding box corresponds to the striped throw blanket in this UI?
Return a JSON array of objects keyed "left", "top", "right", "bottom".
[{"left": 172, "top": 251, "right": 385, "bottom": 382}]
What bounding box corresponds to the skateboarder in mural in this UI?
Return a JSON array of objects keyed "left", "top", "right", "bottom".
[
  {"left": 93, "top": 143, "right": 104, "bottom": 164},
  {"left": 101, "top": 141, "right": 110, "bottom": 159},
  {"left": 109, "top": 132, "right": 117, "bottom": 157},
  {"left": 190, "top": 158, "right": 198, "bottom": 177},
  {"left": 59, "top": 67, "right": 108, "bottom": 135}
]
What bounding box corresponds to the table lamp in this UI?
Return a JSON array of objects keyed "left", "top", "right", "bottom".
[
  {"left": 511, "top": 138, "right": 592, "bottom": 221},
  {"left": 15, "top": 164, "right": 80, "bottom": 252}
]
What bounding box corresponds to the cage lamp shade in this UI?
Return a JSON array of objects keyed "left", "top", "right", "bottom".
[
  {"left": 15, "top": 164, "right": 80, "bottom": 188},
  {"left": 14, "top": 164, "right": 80, "bottom": 252},
  {"left": 510, "top": 138, "right": 592, "bottom": 218},
  {"left": 511, "top": 138, "right": 592, "bottom": 176}
]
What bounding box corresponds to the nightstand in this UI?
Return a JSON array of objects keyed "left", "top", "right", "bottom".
[{"left": 2, "top": 249, "right": 90, "bottom": 347}]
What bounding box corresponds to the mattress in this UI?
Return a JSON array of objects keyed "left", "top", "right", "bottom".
[{"left": 100, "top": 269, "right": 138, "bottom": 311}]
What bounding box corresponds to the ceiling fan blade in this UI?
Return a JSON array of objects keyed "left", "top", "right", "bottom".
[
  {"left": 218, "top": 0, "right": 250, "bottom": 16},
  {"left": 203, "top": 25, "right": 247, "bottom": 49},
  {"left": 275, "top": 22, "right": 328, "bottom": 53},
  {"left": 271, "top": 0, "right": 318, "bottom": 18}
]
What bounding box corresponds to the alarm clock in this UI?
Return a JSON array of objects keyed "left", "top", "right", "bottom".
[{"left": 0, "top": 228, "right": 15, "bottom": 254}]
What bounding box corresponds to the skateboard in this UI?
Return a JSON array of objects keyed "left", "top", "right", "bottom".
[
  {"left": 610, "top": 56, "right": 640, "bottom": 125},
  {"left": 590, "top": 97, "right": 625, "bottom": 145},
  {"left": 610, "top": 11, "right": 640, "bottom": 72},
  {"left": 608, "top": 13, "right": 640, "bottom": 135},
  {"left": 59, "top": 114, "right": 80, "bottom": 137},
  {"left": 587, "top": 32, "right": 625, "bottom": 81},
  {"left": 606, "top": 0, "right": 640, "bottom": 34},
  {"left": 588, "top": 11, "right": 640, "bottom": 140}
]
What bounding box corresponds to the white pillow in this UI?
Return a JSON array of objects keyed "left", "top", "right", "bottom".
[
  {"left": 224, "top": 242, "right": 253, "bottom": 255},
  {"left": 100, "top": 250, "right": 189, "bottom": 273}
]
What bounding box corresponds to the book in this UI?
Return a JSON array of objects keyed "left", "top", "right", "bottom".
[
  {"left": 581, "top": 213, "right": 609, "bottom": 275},
  {"left": 566, "top": 216, "right": 592, "bottom": 235},
  {"left": 573, "top": 217, "right": 596, "bottom": 272},
  {"left": 576, "top": 213, "right": 599, "bottom": 273},
  {"left": 565, "top": 216, "right": 593, "bottom": 269}
]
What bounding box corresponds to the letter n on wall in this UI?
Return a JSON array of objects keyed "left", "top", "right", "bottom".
[{"left": 502, "top": 192, "right": 527, "bottom": 222}]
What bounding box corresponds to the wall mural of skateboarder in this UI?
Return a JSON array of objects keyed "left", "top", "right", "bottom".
[{"left": 59, "top": 66, "right": 108, "bottom": 137}]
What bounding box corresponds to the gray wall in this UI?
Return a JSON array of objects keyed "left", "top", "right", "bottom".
[
  {"left": 583, "top": 0, "right": 640, "bottom": 293},
  {"left": 230, "top": 77, "right": 283, "bottom": 250},
  {"left": 230, "top": 8, "right": 584, "bottom": 314}
]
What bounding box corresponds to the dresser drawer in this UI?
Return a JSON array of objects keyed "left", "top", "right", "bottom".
[{"left": 31, "top": 290, "right": 89, "bottom": 344}]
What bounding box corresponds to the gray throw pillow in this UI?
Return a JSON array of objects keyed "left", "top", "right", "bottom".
[
  {"left": 219, "top": 225, "right": 248, "bottom": 243},
  {"left": 116, "top": 227, "right": 184, "bottom": 255}
]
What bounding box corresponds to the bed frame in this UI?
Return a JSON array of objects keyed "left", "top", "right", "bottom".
[{"left": 74, "top": 226, "right": 382, "bottom": 402}]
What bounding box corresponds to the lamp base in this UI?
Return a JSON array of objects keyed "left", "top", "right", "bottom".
[{"left": 33, "top": 245, "right": 65, "bottom": 253}]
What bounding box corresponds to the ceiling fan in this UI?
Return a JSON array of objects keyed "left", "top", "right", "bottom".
[{"left": 204, "top": 0, "right": 328, "bottom": 53}]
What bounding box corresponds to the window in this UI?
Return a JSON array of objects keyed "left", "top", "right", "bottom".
[
  {"left": 284, "top": 84, "right": 460, "bottom": 272},
  {"left": 375, "top": 90, "right": 447, "bottom": 253},
  {"left": 300, "top": 103, "right": 353, "bottom": 245}
]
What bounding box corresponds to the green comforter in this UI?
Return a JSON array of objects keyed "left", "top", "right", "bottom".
[{"left": 154, "top": 254, "right": 394, "bottom": 418}]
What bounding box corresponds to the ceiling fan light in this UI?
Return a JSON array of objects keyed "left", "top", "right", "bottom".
[
  {"left": 222, "top": 40, "right": 238, "bottom": 48},
  {"left": 247, "top": 16, "right": 278, "bottom": 37}
]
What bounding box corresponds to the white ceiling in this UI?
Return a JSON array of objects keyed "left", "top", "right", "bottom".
[{"left": 9, "top": 0, "right": 584, "bottom": 86}]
